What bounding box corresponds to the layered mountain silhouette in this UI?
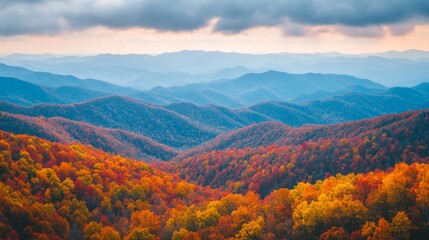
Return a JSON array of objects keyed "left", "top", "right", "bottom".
[
  {"left": 2, "top": 50, "right": 429, "bottom": 87},
  {"left": 0, "top": 112, "right": 178, "bottom": 160},
  {"left": 0, "top": 76, "right": 110, "bottom": 105},
  {"left": 1, "top": 51, "right": 429, "bottom": 239},
  {"left": 133, "top": 71, "right": 386, "bottom": 107},
  {"left": 0, "top": 63, "right": 135, "bottom": 94},
  {"left": 0, "top": 84, "right": 428, "bottom": 149},
  {"left": 0, "top": 96, "right": 217, "bottom": 148}
]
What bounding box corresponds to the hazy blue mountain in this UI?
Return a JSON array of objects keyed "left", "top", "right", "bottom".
[
  {"left": 0, "top": 63, "right": 136, "bottom": 94},
  {"left": 133, "top": 71, "right": 386, "bottom": 107},
  {"left": 292, "top": 85, "right": 385, "bottom": 103},
  {"left": 165, "top": 83, "right": 429, "bottom": 128},
  {"left": 128, "top": 66, "right": 254, "bottom": 90},
  {"left": 2, "top": 50, "right": 429, "bottom": 88},
  {"left": 137, "top": 85, "right": 244, "bottom": 107},
  {"left": 0, "top": 84, "right": 428, "bottom": 149},
  {"left": 296, "top": 56, "right": 429, "bottom": 87},
  {"left": 164, "top": 102, "right": 269, "bottom": 132},
  {"left": 413, "top": 82, "right": 429, "bottom": 94},
  {"left": 369, "top": 49, "right": 429, "bottom": 60},
  {"left": 0, "top": 76, "right": 109, "bottom": 105}
]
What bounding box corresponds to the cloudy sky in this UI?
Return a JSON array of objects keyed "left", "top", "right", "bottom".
[{"left": 1, "top": 0, "right": 429, "bottom": 54}]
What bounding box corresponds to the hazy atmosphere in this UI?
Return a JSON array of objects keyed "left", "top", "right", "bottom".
[{"left": 1, "top": 1, "right": 429, "bottom": 240}]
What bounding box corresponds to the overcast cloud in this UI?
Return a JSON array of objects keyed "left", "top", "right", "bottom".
[{"left": 0, "top": 0, "right": 428, "bottom": 37}]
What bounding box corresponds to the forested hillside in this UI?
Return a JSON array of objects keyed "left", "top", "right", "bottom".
[
  {"left": 1, "top": 87, "right": 428, "bottom": 149},
  {"left": 0, "top": 131, "right": 427, "bottom": 239},
  {"left": 163, "top": 110, "right": 429, "bottom": 196},
  {"left": 0, "top": 96, "right": 217, "bottom": 148},
  {"left": 0, "top": 112, "right": 178, "bottom": 161}
]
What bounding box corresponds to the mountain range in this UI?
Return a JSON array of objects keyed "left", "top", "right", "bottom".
[
  {"left": 0, "top": 82, "right": 428, "bottom": 150},
  {"left": 163, "top": 109, "right": 429, "bottom": 196},
  {"left": 0, "top": 96, "right": 217, "bottom": 148},
  {"left": 0, "top": 111, "right": 177, "bottom": 160},
  {"left": 133, "top": 71, "right": 386, "bottom": 107},
  {"left": 0, "top": 76, "right": 111, "bottom": 106},
  {"left": 0, "top": 51, "right": 429, "bottom": 239},
  {"left": 2, "top": 50, "right": 429, "bottom": 88},
  {"left": 0, "top": 63, "right": 135, "bottom": 94},
  {"left": 0, "top": 63, "right": 388, "bottom": 108}
]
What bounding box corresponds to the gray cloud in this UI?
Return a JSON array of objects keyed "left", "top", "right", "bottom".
[{"left": 0, "top": 0, "right": 428, "bottom": 37}]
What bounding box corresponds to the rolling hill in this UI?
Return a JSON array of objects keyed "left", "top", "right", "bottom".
[
  {"left": 162, "top": 110, "right": 429, "bottom": 196},
  {"left": 0, "top": 84, "right": 428, "bottom": 149},
  {"left": 0, "top": 112, "right": 178, "bottom": 160},
  {"left": 0, "top": 63, "right": 136, "bottom": 94},
  {"left": 133, "top": 71, "right": 387, "bottom": 107},
  {"left": 166, "top": 85, "right": 429, "bottom": 128},
  {"left": 0, "top": 76, "right": 110, "bottom": 105},
  {"left": 0, "top": 130, "right": 219, "bottom": 239},
  {"left": 0, "top": 96, "right": 217, "bottom": 148},
  {"left": 179, "top": 109, "right": 429, "bottom": 158},
  {"left": 0, "top": 130, "right": 427, "bottom": 239}
]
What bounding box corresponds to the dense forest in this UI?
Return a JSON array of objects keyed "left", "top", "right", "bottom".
[
  {"left": 162, "top": 110, "right": 429, "bottom": 196},
  {"left": 0, "top": 131, "right": 428, "bottom": 239},
  {"left": 0, "top": 112, "right": 178, "bottom": 161}
]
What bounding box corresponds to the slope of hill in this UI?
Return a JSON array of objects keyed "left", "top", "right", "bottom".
[
  {"left": 0, "top": 112, "right": 178, "bottom": 160},
  {"left": 164, "top": 102, "right": 269, "bottom": 132},
  {"left": 0, "top": 130, "right": 428, "bottom": 239},
  {"left": 1, "top": 85, "right": 428, "bottom": 149},
  {"left": 204, "top": 71, "right": 385, "bottom": 98},
  {"left": 163, "top": 110, "right": 429, "bottom": 196},
  {"left": 133, "top": 85, "right": 244, "bottom": 108},
  {"left": 413, "top": 82, "right": 429, "bottom": 94},
  {"left": 0, "top": 131, "right": 219, "bottom": 239},
  {"left": 180, "top": 109, "right": 429, "bottom": 158},
  {"left": 133, "top": 71, "right": 387, "bottom": 107},
  {"left": 0, "top": 76, "right": 110, "bottom": 105},
  {"left": 0, "top": 63, "right": 136, "bottom": 94},
  {"left": 166, "top": 86, "right": 429, "bottom": 128},
  {"left": 291, "top": 84, "right": 384, "bottom": 103},
  {"left": 0, "top": 96, "right": 217, "bottom": 148}
]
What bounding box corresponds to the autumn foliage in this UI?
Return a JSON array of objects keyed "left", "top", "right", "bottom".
[
  {"left": 0, "top": 131, "right": 218, "bottom": 239},
  {"left": 0, "top": 130, "right": 427, "bottom": 239},
  {"left": 163, "top": 110, "right": 429, "bottom": 196}
]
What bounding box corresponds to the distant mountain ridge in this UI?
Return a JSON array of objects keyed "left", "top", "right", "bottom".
[
  {"left": 134, "top": 70, "right": 386, "bottom": 107},
  {"left": 0, "top": 82, "right": 428, "bottom": 148},
  {"left": 1, "top": 63, "right": 389, "bottom": 108},
  {"left": 0, "top": 63, "right": 136, "bottom": 94},
  {"left": 2, "top": 50, "right": 429, "bottom": 88},
  {"left": 0, "top": 76, "right": 110, "bottom": 105}
]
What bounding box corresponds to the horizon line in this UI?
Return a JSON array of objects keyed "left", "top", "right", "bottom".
[{"left": 1, "top": 48, "right": 428, "bottom": 58}]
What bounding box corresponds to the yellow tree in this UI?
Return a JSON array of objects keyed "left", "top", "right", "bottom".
[
  {"left": 235, "top": 216, "right": 265, "bottom": 240},
  {"left": 391, "top": 211, "right": 413, "bottom": 240}
]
